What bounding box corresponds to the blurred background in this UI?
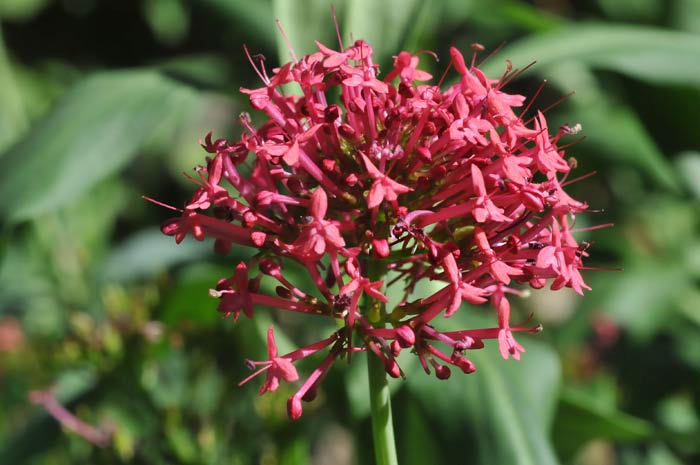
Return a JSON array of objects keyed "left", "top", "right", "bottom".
[{"left": 0, "top": 0, "right": 699, "bottom": 464}]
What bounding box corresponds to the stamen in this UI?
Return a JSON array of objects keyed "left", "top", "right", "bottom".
[
  {"left": 476, "top": 41, "right": 505, "bottom": 68},
  {"left": 519, "top": 79, "right": 547, "bottom": 118},
  {"left": 276, "top": 19, "right": 298, "bottom": 64},
  {"left": 243, "top": 44, "right": 269, "bottom": 85},
  {"left": 331, "top": 4, "right": 344, "bottom": 52},
  {"left": 142, "top": 196, "right": 183, "bottom": 212}
]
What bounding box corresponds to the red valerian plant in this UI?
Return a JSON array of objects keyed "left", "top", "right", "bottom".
[{"left": 158, "top": 37, "right": 592, "bottom": 427}]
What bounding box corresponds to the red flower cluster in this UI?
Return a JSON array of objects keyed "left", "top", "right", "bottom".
[{"left": 161, "top": 39, "right": 591, "bottom": 420}]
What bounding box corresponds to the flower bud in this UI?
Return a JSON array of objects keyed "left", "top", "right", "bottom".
[
  {"left": 394, "top": 325, "right": 415, "bottom": 348},
  {"left": 435, "top": 364, "right": 451, "bottom": 380},
  {"left": 287, "top": 396, "right": 303, "bottom": 421},
  {"left": 372, "top": 238, "right": 390, "bottom": 258}
]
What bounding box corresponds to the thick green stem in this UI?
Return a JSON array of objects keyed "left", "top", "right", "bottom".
[{"left": 367, "top": 350, "right": 398, "bottom": 465}]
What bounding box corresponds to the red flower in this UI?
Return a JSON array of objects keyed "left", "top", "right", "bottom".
[
  {"left": 259, "top": 326, "right": 299, "bottom": 394},
  {"left": 158, "top": 36, "right": 596, "bottom": 419},
  {"left": 291, "top": 188, "right": 346, "bottom": 260},
  {"left": 361, "top": 154, "right": 412, "bottom": 209}
]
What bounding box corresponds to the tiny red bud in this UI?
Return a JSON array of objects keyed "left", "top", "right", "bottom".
[
  {"left": 287, "top": 396, "right": 303, "bottom": 421},
  {"left": 435, "top": 365, "right": 451, "bottom": 379},
  {"left": 214, "top": 239, "right": 231, "bottom": 255},
  {"left": 372, "top": 238, "right": 390, "bottom": 258},
  {"left": 395, "top": 325, "right": 415, "bottom": 347}
]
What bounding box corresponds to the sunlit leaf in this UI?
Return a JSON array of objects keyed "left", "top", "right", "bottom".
[
  {"left": 273, "top": 0, "right": 338, "bottom": 62},
  {"left": 484, "top": 23, "right": 700, "bottom": 87},
  {"left": 675, "top": 151, "right": 700, "bottom": 199},
  {"left": 0, "top": 70, "right": 199, "bottom": 223},
  {"left": 0, "top": 0, "right": 48, "bottom": 20},
  {"left": 99, "top": 228, "right": 212, "bottom": 283},
  {"left": 343, "top": 0, "right": 422, "bottom": 64},
  {"left": 535, "top": 61, "right": 679, "bottom": 191},
  {"left": 408, "top": 313, "right": 561, "bottom": 465},
  {"left": 0, "top": 27, "right": 28, "bottom": 152}
]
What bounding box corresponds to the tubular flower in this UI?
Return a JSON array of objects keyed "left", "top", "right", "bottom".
[{"left": 159, "top": 38, "right": 593, "bottom": 420}]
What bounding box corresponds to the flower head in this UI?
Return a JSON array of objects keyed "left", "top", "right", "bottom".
[{"left": 159, "top": 37, "right": 594, "bottom": 420}]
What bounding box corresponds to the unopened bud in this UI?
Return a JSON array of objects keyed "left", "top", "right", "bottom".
[
  {"left": 287, "top": 396, "right": 303, "bottom": 421},
  {"left": 372, "top": 238, "right": 390, "bottom": 258},
  {"left": 435, "top": 364, "right": 452, "bottom": 379},
  {"left": 395, "top": 325, "right": 415, "bottom": 348}
]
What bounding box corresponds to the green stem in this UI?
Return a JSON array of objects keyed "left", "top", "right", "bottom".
[{"left": 367, "top": 350, "right": 398, "bottom": 465}]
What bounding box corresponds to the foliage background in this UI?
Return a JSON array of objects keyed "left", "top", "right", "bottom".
[{"left": 0, "top": 0, "right": 699, "bottom": 464}]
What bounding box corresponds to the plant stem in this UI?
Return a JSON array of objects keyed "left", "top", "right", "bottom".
[{"left": 367, "top": 350, "right": 398, "bottom": 465}]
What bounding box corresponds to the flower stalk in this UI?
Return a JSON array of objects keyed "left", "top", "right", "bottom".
[{"left": 368, "top": 347, "right": 398, "bottom": 465}]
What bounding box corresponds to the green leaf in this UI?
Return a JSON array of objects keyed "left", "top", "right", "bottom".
[
  {"left": 399, "top": 400, "right": 445, "bottom": 465},
  {"left": 408, "top": 314, "right": 561, "bottom": 465},
  {"left": 160, "top": 263, "right": 229, "bottom": 327},
  {"left": 601, "top": 265, "right": 690, "bottom": 340},
  {"left": 279, "top": 436, "right": 312, "bottom": 465},
  {"left": 567, "top": 102, "right": 679, "bottom": 191},
  {"left": 143, "top": 0, "right": 190, "bottom": 46},
  {"left": 0, "top": 26, "right": 29, "bottom": 152},
  {"left": 553, "top": 388, "right": 654, "bottom": 459},
  {"left": 197, "top": 0, "right": 275, "bottom": 48},
  {"left": 343, "top": 0, "right": 423, "bottom": 65},
  {"left": 483, "top": 23, "right": 700, "bottom": 88},
  {"left": 534, "top": 61, "right": 679, "bottom": 191},
  {"left": 0, "top": 0, "right": 49, "bottom": 20},
  {"left": 0, "top": 69, "right": 198, "bottom": 224},
  {"left": 98, "top": 228, "right": 213, "bottom": 283},
  {"left": 675, "top": 151, "right": 700, "bottom": 200},
  {"left": 273, "top": 0, "right": 338, "bottom": 63}
]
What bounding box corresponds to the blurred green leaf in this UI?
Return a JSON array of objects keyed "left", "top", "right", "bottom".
[
  {"left": 0, "top": 26, "right": 28, "bottom": 152},
  {"left": 485, "top": 23, "right": 700, "bottom": 87},
  {"left": 273, "top": 0, "right": 337, "bottom": 62},
  {"left": 279, "top": 437, "right": 311, "bottom": 465},
  {"left": 99, "top": 228, "right": 213, "bottom": 283},
  {"left": 197, "top": 0, "right": 275, "bottom": 47},
  {"left": 166, "top": 421, "right": 198, "bottom": 463},
  {"left": 0, "top": 70, "right": 199, "bottom": 224},
  {"left": 621, "top": 442, "right": 686, "bottom": 465},
  {"left": 143, "top": 0, "right": 190, "bottom": 46},
  {"left": 156, "top": 54, "right": 235, "bottom": 90},
  {"left": 588, "top": 266, "right": 688, "bottom": 341},
  {"left": 670, "top": 0, "right": 700, "bottom": 34},
  {"left": 141, "top": 348, "right": 187, "bottom": 409},
  {"left": 657, "top": 394, "right": 699, "bottom": 435},
  {"left": 408, "top": 320, "right": 561, "bottom": 465},
  {"left": 675, "top": 151, "right": 700, "bottom": 199},
  {"left": 542, "top": 61, "right": 679, "bottom": 191},
  {"left": 399, "top": 400, "right": 444, "bottom": 465},
  {"left": 568, "top": 102, "right": 678, "bottom": 191},
  {"left": 553, "top": 388, "right": 654, "bottom": 459},
  {"left": 491, "top": 1, "right": 562, "bottom": 31},
  {"left": 597, "top": 0, "right": 662, "bottom": 22},
  {"left": 0, "top": 0, "right": 49, "bottom": 20},
  {"left": 160, "top": 263, "right": 229, "bottom": 327},
  {"left": 190, "top": 362, "right": 225, "bottom": 417},
  {"left": 343, "top": 0, "right": 422, "bottom": 64}
]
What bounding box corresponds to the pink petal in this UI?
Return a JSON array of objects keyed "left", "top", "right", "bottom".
[
  {"left": 273, "top": 357, "right": 299, "bottom": 382},
  {"left": 310, "top": 188, "right": 328, "bottom": 220},
  {"left": 367, "top": 181, "right": 385, "bottom": 209}
]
